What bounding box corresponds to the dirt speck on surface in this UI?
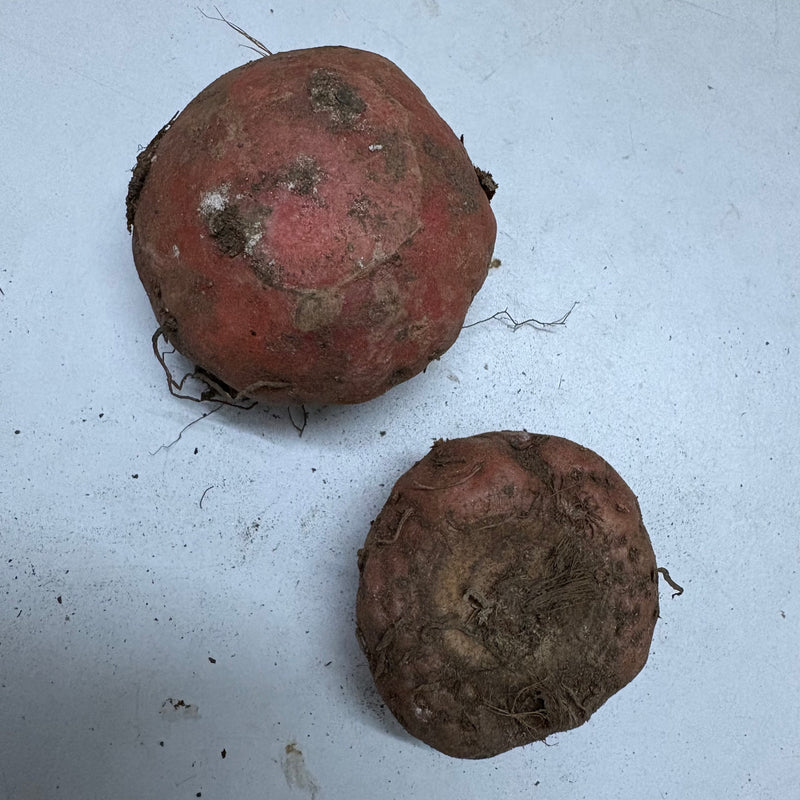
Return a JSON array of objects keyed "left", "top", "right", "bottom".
[{"left": 159, "top": 697, "right": 200, "bottom": 720}]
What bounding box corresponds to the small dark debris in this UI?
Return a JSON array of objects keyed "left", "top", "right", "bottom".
[
  {"left": 57, "top": 596, "right": 62, "bottom": 604},
  {"left": 132, "top": 474, "right": 139, "bottom": 479},
  {"left": 14, "top": 430, "right": 20, "bottom": 435},
  {"left": 221, "top": 748, "right": 227, "bottom": 759},
  {"left": 159, "top": 741, "right": 165, "bottom": 747},
  {"left": 208, "top": 656, "right": 217, "bottom": 664}
]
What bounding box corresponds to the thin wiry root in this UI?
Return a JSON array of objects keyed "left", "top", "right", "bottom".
[
  {"left": 199, "top": 485, "right": 215, "bottom": 508},
  {"left": 463, "top": 301, "right": 578, "bottom": 332},
  {"left": 484, "top": 683, "right": 548, "bottom": 733},
  {"left": 287, "top": 405, "right": 308, "bottom": 437},
  {"left": 152, "top": 326, "right": 257, "bottom": 409},
  {"left": 198, "top": 5, "right": 273, "bottom": 56},
  {"left": 484, "top": 704, "right": 546, "bottom": 724},
  {"left": 149, "top": 405, "right": 222, "bottom": 455}
]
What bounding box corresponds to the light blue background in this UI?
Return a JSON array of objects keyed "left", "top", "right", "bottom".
[{"left": 1, "top": 1, "right": 798, "bottom": 798}]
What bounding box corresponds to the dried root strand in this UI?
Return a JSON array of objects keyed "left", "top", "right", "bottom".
[
  {"left": 463, "top": 301, "right": 578, "bottom": 332},
  {"left": 484, "top": 683, "right": 548, "bottom": 732},
  {"left": 151, "top": 326, "right": 257, "bottom": 409},
  {"left": 287, "top": 404, "right": 308, "bottom": 437},
  {"left": 199, "top": 5, "right": 273, "bottom": 56},
  {"left": 657, "top": 567, "right": 684, "bottom": 598},
  {"left": 150, "top": 405, "right": 222, "bottom": 455}
]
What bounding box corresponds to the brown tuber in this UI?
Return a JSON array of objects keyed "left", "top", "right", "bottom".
[
  {"left": 356, "top": 432, "right": 660, "bottom": 758},
  {"left": 127, "top": 46, "right": 497, "bottom": 405}
]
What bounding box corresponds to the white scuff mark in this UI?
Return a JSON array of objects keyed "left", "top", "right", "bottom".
[
  {"left": 172, "top": 244, "right": 180, "bottom": 258},
  {"left": 282, "top": 742, "right": 320, "bottom": 799},
  {"left": 199, "top": 184, "right": 231, "bottom": 215},
  {"left": 368, "top": 143, "right": 383, "bottom": 151},
  {"left": 244, "top": 231, "right": 263, "bottom": 256}
]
